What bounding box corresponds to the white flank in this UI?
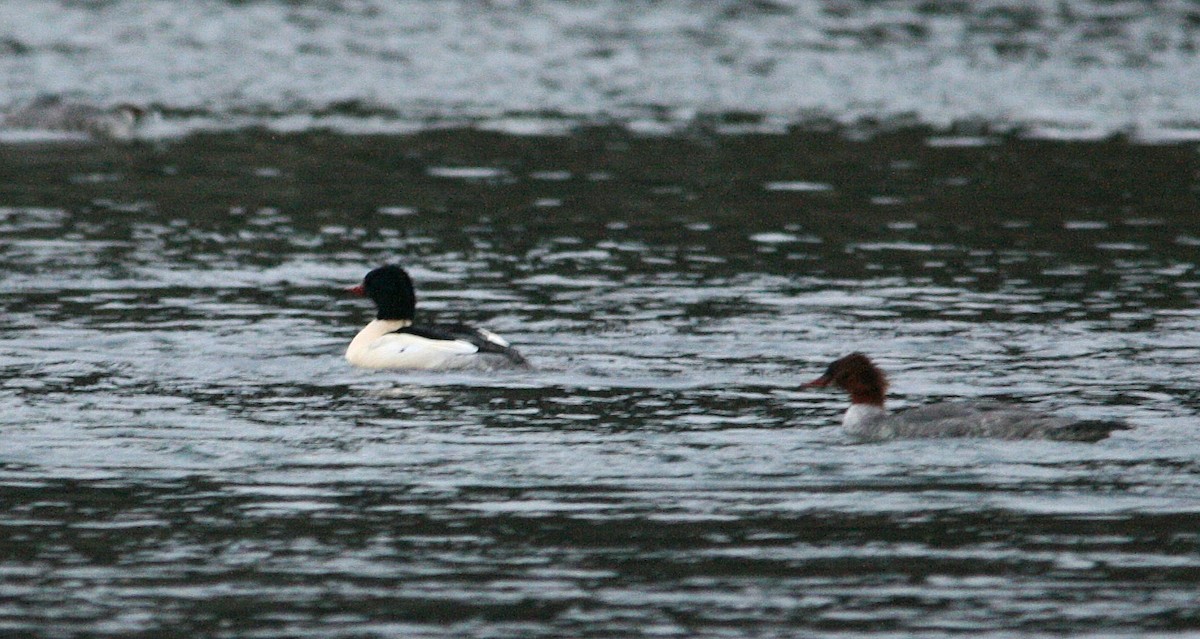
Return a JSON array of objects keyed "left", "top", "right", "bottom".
[{"left": 346, "top": 319, "right": 480, "bottom": 370}]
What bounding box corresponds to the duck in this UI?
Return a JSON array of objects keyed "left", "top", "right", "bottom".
[
  {"left": 2, "top": 96, "right": 146, "bottom": 140},
  {"left": 345, "top": 264, "right": 530, "bottom": 370},
  {"left": 803, "top": 353, "right": 1128, "bottom": 442}
]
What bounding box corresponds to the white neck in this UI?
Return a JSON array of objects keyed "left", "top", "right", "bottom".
[
  {"left": 364, "top": 319, "right": 411, "bottom": 332},
  {"left": 842, "top": 403, "right": 888, "bottom": 435},
  {"left": 346, "top": 319, "right": 412, "bottom": 364}
]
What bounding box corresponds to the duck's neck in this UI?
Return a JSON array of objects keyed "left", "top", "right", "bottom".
[
  {"left": 349, "top": 318, "right": 412, "bottom": 347},
  {"left": 842, "top": 385, "right": 887, "bottom": 433},
  {"left": 376, "top": 308, "right": 413, "bottom": 321},
  {"left": 346, "top": 319, "right": 414, "bottom": 367},
  {"left": 849, "top": 387, "right": 885, "bottom": 408},
  {"left": 843, "top": 403, "right": 889, "bottom": 432}
]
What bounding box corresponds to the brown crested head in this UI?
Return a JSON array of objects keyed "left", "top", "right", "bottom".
[{"left": 802, "top": 352, "right": 888, "bottom": 407}]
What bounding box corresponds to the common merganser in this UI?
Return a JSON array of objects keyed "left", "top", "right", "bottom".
[
  {"left": 803, "top": 353, "right": 1128, "bottom": 442},
  {"left": 346, "top": 264, "right": 530, "bottom": 370},
  {"left": 2, "top": 96, "right": 146, "bottom": 140}
]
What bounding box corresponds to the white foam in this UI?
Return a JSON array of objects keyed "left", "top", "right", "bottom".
[
  {"left": 764, "top": 181, "right": 834, "bottom": 193},
  {"left": 426, "top": 166, "right": 510, "bottom": 180}
]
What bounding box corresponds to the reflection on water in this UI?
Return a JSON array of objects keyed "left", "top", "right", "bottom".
[{"left": 0, "top": 129, "right": 1198, "bottom": 636}]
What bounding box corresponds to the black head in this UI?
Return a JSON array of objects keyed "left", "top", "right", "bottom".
[{"left": 353, "top": 264, "right": 417, "bottom": 321}]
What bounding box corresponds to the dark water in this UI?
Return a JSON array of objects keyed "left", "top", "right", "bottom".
[{"left": 1, "top": 128, "right": 1199, "bottom": 637}]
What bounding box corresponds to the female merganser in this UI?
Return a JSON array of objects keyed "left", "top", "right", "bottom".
[
  {"left": 803, "top": 353, "right": 1128, "bottom": 442},
  {"left": 345, "top": 264, "right": 529, "bottom": 370}
]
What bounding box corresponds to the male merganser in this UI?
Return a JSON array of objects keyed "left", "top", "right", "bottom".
[
  {"left": 345, "top": 264, "right": 530, "bottom": 370},
  {"left": 803, "top": 353, "right": 1128, "bottom": 442}
]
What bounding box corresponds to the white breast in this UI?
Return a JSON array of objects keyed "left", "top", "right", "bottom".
[{"left": 841, "top": 404, "right": 889, "bottom": 437}]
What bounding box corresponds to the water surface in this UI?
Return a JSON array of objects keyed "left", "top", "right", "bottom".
[
  {"left": 5, "top": 0, "right": 1200, "bottom": 138},
  {"left": 1, "top": 128, "right": 1199, "bottom": 637}
]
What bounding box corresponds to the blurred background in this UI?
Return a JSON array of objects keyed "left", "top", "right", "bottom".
[{"left": 3, "top": 0, "right": 1200, "bottom": 139}]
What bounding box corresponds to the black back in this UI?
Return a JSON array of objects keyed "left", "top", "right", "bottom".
[{"left": 396, "top": 323, "right": 530, "bottom": 367}]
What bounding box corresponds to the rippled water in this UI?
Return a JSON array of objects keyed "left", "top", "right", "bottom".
[
  {"left": 5, "top": 0, "right": 1200, "bottom": 138},
  {"left": 1, "top": 129, "right": 1199, "bottom": 637}
]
